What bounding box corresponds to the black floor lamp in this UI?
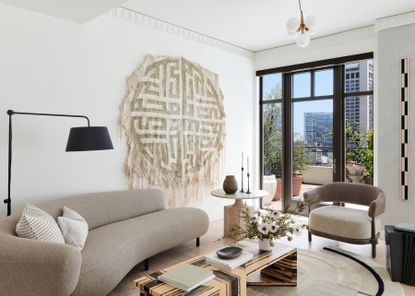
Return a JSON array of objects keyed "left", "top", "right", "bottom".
[{"left": 4, "top": 110, "right": 114, "bottom": 216}]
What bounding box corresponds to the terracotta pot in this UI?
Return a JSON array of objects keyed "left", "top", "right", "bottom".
[
  {"left": 293, "top": 174, "right": 303, "bottom": 196},
  {"left": 364, "top": 176, "right": 373, "bottom": 185},
  {"left": 273, "top": 178, "right": 282, "bottom": 201},
  {"left": 274, "top": 176, "right": 303, "bottom": 199},
  {"left": 223, "top": 175, "right": 238, "bottom": 194}
]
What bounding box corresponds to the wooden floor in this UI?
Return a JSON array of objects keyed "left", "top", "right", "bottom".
[{"left": 109, "top": 219, "right": 415, "bottom": 296}]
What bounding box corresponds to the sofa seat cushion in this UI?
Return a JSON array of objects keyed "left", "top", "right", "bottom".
[
  {"left": 71, "top": 207, "right": 209, "bottom": 296},
  {"left": 309, "top": 206, "right": 380, "bottom": 240}
]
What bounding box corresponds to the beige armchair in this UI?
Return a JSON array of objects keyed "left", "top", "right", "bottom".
[{"left": 304, "top": 182, "right": 385, "bottom": 258}]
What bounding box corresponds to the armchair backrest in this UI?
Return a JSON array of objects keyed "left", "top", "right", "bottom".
[{"left": 304, "top": 182, "right": 385, "bottom": 217}]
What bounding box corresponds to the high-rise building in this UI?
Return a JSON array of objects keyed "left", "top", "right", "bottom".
[
  {"left": 304, "top": 112, "right": 333, "bottom": 165},
  {"left": 345, "top": 60, "right": 374, "bottom": 137},
  {"left": 304, "top": 112, "right": 333, "bottom": 146}
]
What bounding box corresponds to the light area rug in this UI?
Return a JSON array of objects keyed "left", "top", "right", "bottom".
[{"left": 248, "top": 248, "right": 403, "bottom": 296}]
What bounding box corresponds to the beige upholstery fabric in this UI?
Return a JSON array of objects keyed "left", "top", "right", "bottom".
[
  {"left": 39, "top": 189, "right": 166, "bottom": 230},
  {"left": 72, "top": 208, "right": 209, "bottom": 296},
  {"left": 0, "top": 215, "right": 81, "bottom": 296},
  {"left": 306, "top": 183, "right": 385, "bottom": 259},
  {"left": 309, "top": 206, "right": 380, "bottom": 240},
  {"left": 0, "top": 189, "right": 209, "bottom": 296},
  {"left": 304, "top": 182, "right": 385, "bottom": 218}
]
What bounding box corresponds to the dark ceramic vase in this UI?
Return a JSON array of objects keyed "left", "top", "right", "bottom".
[{"left": 223, "top": 175, "right": 238, "bottom": 194}]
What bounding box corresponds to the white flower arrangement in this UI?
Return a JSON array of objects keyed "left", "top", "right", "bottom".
[{"left": 233, "top": 200, "right": 308, "bottom": 247}]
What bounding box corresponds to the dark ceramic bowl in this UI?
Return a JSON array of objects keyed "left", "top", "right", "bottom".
[{"left": 216, "top": 246, "right": 243, "bottom": 259}]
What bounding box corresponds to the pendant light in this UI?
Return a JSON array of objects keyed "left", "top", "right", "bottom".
[{"left": 286, "top": 0, "right": 318, "bottom": 47}]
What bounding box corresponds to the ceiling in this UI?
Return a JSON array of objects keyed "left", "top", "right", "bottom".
[
  {"left": 2, "top": 0, "right": 415, "bottom": 51},
  {"left": 122, "top": 0, "right": 415, "bottom": 51},
  {"left": 0, "top": 0, "right": 126, "bottom": 23}
]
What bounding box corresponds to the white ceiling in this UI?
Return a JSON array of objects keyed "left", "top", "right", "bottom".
[
  {"left": 0, "top": 0, "right": 126, "bottom": 23},
  {"left": 2, "top": 0, "right": 415, "bottom": 50},
  {"left": 123, "top": 0, "right": 415, "bottom": 52}
]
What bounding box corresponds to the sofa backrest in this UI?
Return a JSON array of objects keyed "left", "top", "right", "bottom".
[{"left": 38, "top": 189, "right": 166, "bottom": 230}]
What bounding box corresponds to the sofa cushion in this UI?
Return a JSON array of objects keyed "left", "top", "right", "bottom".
[
  {"left": 16, "top": 204, "right": 65, "bottom": 244},
  {"left": 58, "top": 207, "right": 89, "bottom": 250},
  {"left": 71, "top": 207, "right": 209, "bottom": 296},
  {"left": 309, "top": 206, "right": 380, "bottom": 240},
  {"left": 39, "top": 189, "right": 166, "bottom": 230}
]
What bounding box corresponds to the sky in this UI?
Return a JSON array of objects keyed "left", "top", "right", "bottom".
[{"left": 263, "top": 71, "right": 333, "bottom": 138}]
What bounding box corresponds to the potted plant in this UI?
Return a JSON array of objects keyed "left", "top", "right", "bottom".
[
  {"left": 232, "top": 200, "right": 308, "bottom": 251},
  {"left": 345, "top": 122, "right": 373, "bottom": 185},
  {"left": 293, "top": 139, "right": 307, "bottom": 196},
  {"left": 264, "top": 135, "right": 307, "bottom": 199},
  {"left": 362, "top": 130, "right": 374, "bottom": 185},
  {"left": 263, "top": 103, "right": 283, "bottom": 201},
  {"left": 262, "top": 88, "right": 307, "bottom": 199}
]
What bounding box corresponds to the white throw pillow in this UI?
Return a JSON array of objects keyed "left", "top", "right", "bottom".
[
  {"left": 58, "top": 207, "right": 89, "bottom": 250},
  {"left": 16, "top": 203, "right": 65, "bottom": 244}
]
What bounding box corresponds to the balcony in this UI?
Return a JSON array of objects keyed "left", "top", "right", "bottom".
[{"left": 262, "top": 165, "right": 332, "bottom": 210}]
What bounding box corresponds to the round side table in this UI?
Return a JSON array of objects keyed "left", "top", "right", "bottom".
[{"left": 211, "top": 189, "right": 268, "bottom": 239}]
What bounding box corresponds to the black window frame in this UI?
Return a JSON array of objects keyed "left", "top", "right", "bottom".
[{"left": 258, "top": 52, "right": 374, "bottom": 211}]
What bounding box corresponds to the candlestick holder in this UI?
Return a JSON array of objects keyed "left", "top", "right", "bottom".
[
  {"left": 246, "top": 173, "right": 251, "bottom": 194},
  {"left": 240, "top": 167, "right": 244, "bottom": 192}
]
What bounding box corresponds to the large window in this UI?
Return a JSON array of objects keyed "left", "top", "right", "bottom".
[{"left": 258, "top": 53, "right": 374, "bottom": 211}]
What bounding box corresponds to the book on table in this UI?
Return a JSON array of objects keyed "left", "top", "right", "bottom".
[
  {"left": 206, "top": 250, "right": 254, "bottom": 270},
  {"left": 395, "top": 223, "right": 415, "bottom": 233},
  {"left": 158, "top": 264, "right": 214, "bottom": 292}
]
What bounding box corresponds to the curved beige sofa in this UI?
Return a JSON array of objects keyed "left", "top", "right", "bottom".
[{"left": 0, "top": 189, "right": 209, "bottom": 296}]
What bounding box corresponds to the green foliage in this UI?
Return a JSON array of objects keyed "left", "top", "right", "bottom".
[
  {"left": 263, "top": 85, "right": 307, "bottom": 176},
  {"left": 263, "top": 102, "right": 282, "bottom": 177},
  {"left": 346, "top": 122, "right": 374, "bottom": 177},
  {"left": 362, "top": 129, "right": 374, "bottom": 176},
  {"left": 293, "top": 139, "right": 307, "bottom": 174}
]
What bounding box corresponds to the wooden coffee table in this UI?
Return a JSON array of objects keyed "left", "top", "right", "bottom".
[{"left": 134, "top": 241, "right": 297, "bottom": 296}]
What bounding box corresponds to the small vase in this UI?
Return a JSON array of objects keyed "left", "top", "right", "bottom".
[
  {"left": 223, "top": 175, "right": 238, "bottom": 194},
  {"left": 258, "top": 239, "right": 273, "bottom": 251}
]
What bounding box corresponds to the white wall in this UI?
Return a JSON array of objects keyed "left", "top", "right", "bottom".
[
  {"left": 0, "top": 3, "right": 255, "bottom": 220},
  {"left": 377, "top": 23, "right": 415, "bottom": 225}
]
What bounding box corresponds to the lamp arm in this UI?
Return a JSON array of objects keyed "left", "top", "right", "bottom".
[
  {"left": 4, "top": 110, "right": 91, "bottom": 216},
  {"left": 7, "top": 110, "right": 90, "bottom": 127}
]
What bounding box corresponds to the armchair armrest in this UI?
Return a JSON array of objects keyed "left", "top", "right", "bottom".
[
  {"left": 303, "top": 186, "right": 325, "bottom": 206},
  {"left": 368, "top": 191, "right": 386, "bottom": 218},
  {"left": 0, "top": 217, "right": 82, "bottom": 296}
]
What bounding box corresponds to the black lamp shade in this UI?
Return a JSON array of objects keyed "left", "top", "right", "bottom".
[{"left": 66, "top": 126, "right": 113, "bottom": 152}]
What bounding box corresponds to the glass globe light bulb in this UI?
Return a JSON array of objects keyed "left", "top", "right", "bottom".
[
  {"left": 286, "top": 17, "right": 299, "bottom": 32},
  {"left": 305, "top": 15, "right": 318, "bottom": 29},
  {"left": 296, "top": 33, "right": 310, "bottom": 47}
]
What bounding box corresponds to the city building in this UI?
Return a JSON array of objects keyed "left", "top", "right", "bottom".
[
  {"left": 304, "top": 112, "right": 333, "bottom": 146},
  {"left": 345, "top": 60, "right": 374, "bottom": 135},
  {"left": 304, "top": 112, "right": 333, "bottom": 165}
]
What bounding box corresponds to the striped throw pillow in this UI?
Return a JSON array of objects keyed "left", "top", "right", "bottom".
[{"left": 16, "top": 203, "right": 65, "bottom": 244}]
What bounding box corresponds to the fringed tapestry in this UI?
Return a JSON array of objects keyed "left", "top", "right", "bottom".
[{"left": 121, "top": 55, "right": 226, "bottom": 207}]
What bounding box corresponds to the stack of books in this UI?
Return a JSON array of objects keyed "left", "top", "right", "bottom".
[
  {"left": 206, "top": 250, "right": 254, "bottom": 270},
  {"left": 158, "top": 264, "right": 214, "bottom": 292}
]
